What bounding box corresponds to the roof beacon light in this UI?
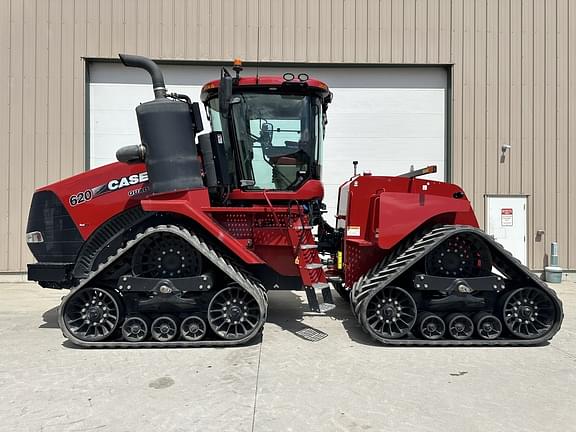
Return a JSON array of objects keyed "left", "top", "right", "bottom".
[
  {"left": 283, "top": 72, "right": 295, "bottom": 81},
  {"left": 298, "top": 73, "right": 309, "bottom": 82},
  {"left": 232, "top": 58, "right": 243, "bottom": 79}
]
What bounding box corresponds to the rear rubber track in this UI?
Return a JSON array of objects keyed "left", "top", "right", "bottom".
[
  {"left": 58, "top": 224, "right": 268, "bottom": 348},
  {"left": 350, "top": 225, "right": 564, "bottom": 346}
]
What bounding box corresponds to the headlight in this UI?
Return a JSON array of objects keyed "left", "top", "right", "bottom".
[{"left": 26, "top": 231, "right": 44, "bottom": 243}]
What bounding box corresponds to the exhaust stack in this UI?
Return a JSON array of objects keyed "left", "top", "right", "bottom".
[
  {"left": 119, "top": 54, "right": 167, "bottom": 99},
  {"left": 117, "top": 54, "right": 204, "bottom": 195}
]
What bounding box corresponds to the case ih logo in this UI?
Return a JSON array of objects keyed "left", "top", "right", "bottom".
[
  {"left": 69, "top": 172, "right": 149, "bottom": 206},
  {"left": 107, "top": 172, "right": 149, "bottom": 191}
]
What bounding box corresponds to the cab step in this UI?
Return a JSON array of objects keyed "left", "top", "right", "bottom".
[{"left": 304, "top": 283, "right": 335, "bottom": 313}]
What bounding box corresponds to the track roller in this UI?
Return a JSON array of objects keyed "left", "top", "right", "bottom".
[
  {"left": 417, "top": 312, "right": 445, "bottom": 340},
  {"left": 151, "top": 316, "right": 178, "bottom": 342},
  {"left": 446, "top": 313, "right": 474, "bottom": 340},
  {"left": 473, "top": 312, "right": 502, "bottom": 340},
  {"left": 122, "top": 316, "right": 149, "bottom": 342},
  {"left": 180, "top": 316, "right": 207, "bottom": 341}
]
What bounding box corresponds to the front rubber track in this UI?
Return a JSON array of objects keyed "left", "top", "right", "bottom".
[
  {"left": 58, "top": 224, "right": 268, "bottom": 348},
  {"left": 352, "top": 225, "right": 563, "bottom": 347}
]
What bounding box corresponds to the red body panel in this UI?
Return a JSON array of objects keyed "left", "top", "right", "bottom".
[
  {"left": 227, "top": 179, "right": 324, "bottom": 202},
  {"left": 38, "top": 162, "right": 148, "bottom": 239},
  {"left": 39, "top": 161, "right": 321, "bottom": 277},
  {"left": 200, "top": 76, "right": 330, "bottom": 101},
  {"left": 339, "top": 175, "right": 478, "bottom": 286},
  {"left": 38, "top": 159, "right": 479, "bottom": 288}
]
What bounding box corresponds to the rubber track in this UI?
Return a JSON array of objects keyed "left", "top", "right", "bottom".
[
  {"left": 350, "top": 225, "right": 564, "bottom": 346},
  {"left": 58, "top": 225, "right": 268, "bottom": 348}
]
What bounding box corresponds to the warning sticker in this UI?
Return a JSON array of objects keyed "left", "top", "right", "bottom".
[
  {"left": 347, "top": 226, "right": 361, "bottom": 237},
  {"left": 501, "top": 208, "right": 513, "bottom": 227}
]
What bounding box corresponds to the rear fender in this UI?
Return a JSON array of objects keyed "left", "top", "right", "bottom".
[{"left": 377, "top": 191, "right": 479, "bottom": 250}]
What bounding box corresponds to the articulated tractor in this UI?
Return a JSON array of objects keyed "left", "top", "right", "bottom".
[{"left": 26, "top": 55, "right": 563, "bottom": 347}]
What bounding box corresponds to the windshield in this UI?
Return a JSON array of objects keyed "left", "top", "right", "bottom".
[{"left": 209, "top": 92, "right": 323, "bottom": 190}]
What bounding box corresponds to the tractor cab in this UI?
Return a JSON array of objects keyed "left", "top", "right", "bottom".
[{"left": 200, "top": 62, "right": 332, "bottom": 194}]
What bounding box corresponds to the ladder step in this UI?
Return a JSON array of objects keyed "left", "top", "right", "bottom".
[
  {"left": 312, "top": 282, "right": 330, "bottom": 290},
  {"left": 318, "top": 303, "right": 336, "bottom": 313},
  {"left": 304, "top": 285, "right": 335, "bottom": 313},
  {"left": 305, "top": 263, "right": 323, "bottom": 270},
  {"left": 300, "top": 244, "right": 318, "bottom": 250}
]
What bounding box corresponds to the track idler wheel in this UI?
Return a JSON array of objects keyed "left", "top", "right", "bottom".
[
  {"left": 62, "top": 287, "right": 122, "bottom": 342},
  {"left": 208, "top": 285, "right": 262, "bottom": 340},
  {"left": 208, "top": 284, "right": 262, "bottom": 340},
  {"left": 418, "top": 312, "right": 445, "bottom": 340},
  {"left": 447, "top": 313, "right": 474, "bottom": 340},
  {"left": 122, "top": 316, "right": 149, "bottom": 342},
  {"left": 362, "top": 286, "right": 418, "bottom": 339},
  {"left": 151, "top": 316, "right": 178, "bottom": 342},
  {"left": 473, "top": 312, "right": 502, "bottom": 340},
  {"left": 501, "top": 287, "right": 556, "bottom": 339},
  {"left": 180, "top": 316, "right": 207, "bottom": 341}
]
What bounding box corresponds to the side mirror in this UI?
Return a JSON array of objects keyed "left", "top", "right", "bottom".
[{"left": 218, "top": 73, "right": 233, "bottom": 117}]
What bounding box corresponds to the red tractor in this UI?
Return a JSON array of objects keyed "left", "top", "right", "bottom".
[{"left": 26, "top": 55, "right": 562, "bottom": 347}]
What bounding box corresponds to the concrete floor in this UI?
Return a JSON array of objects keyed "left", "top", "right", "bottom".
[{"left": 0, "top": 282, "right": 574, "bottom": 432}]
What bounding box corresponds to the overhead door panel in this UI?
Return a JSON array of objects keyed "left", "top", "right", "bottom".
[{"left": 89, "top": 63, "right": 447, "bottom": 222}]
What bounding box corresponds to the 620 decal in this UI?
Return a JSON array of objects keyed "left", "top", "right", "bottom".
[{"left": 69, "top": 190, "right": 93, "bottom": 206}]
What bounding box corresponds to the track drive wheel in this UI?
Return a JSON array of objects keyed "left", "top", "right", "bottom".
[
  {"left": 502, "top": 287, "right": 556, "bottom": 339},
  {"left": 132, "top": 233, "right": 203, "bottom": 278},
  {"left": 361, "top": 286, "right": 418, "bottom": 339},
  {"left": 62, "top": 287, "right": 122, "bottom": 342},
  {"left": 425, "top": 234, "right": 492, "bottom": 277},
  {"left": 208, "top": 285, "right": 262, "bottom": 340}
]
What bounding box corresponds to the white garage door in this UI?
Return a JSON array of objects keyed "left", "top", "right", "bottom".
[{"left": 89, "top": 63, "right": 447, "bottom": 221}]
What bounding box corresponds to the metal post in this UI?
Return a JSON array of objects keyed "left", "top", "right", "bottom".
[{"left": 545, "top": 241, "right": 562, "bottom": 283}]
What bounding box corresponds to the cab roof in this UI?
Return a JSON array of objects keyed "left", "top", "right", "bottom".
[{"left": 200, "top": 75, "right": 331, "bottom": 103}]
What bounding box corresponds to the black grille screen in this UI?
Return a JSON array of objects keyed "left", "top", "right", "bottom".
[{"left": 26, "top": 191, "right": 84, "bottom": 262}]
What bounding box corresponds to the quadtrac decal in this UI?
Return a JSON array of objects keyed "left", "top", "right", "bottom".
[{"left": 69, "top": 172, "right": 149, "bottom": 206}]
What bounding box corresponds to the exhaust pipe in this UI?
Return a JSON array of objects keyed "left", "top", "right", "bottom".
[{"left": 119, "top": 54, "right": 167, "bottom": 99}]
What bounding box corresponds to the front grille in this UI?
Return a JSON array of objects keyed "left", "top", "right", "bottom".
[{"left": 26, "top": 191, "right": 84, "bottom": 262}]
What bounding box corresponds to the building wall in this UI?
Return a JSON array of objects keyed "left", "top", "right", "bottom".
[{"left": 1, "top": 0, "right": 575, "bottom": 272}]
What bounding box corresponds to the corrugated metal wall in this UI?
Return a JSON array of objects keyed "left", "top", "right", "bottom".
[{"left": 1, "top": 0, "right": 575, "bottom": 272}]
